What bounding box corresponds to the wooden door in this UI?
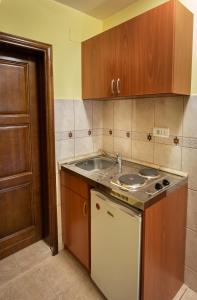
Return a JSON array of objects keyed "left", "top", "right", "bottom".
[
  {"left": 82, "top": 30, "right": 116, "bottom": 100},
  {"left": 61, "top": 185, "right": 90, "bottom": 270},
  {"left": 0, "top": 48, "right": 42, "bottom": 258}
]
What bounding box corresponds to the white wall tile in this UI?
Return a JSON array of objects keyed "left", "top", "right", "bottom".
[
  {"left": 74, "top": 100, "right": 92, "bottom": 130},
  {"left": 155, "top": 97, "right": 183, "bottom": 136},
  {"left": 183, "top": 95, "right": 197, "bottom": 138},
  {"left": 55, "top": 139, "right": 74, "bottom": 161},
  {"left": 114, "top": 100, "right": 132, "bottom": 131},
  {"left": 114, "top": 137, "right": 131, "bottom": 159},
  {"left": 185, "top": 229, "right": 197, "bottom": 273},
  {"left": 93, "top": 135, "right": 103, "bottom": 153},
  {"left": 132, "top": 140, "right": 154, "bottom": 163},
  {"left": 75, "top": 137, "right": 93, "bottom": 156},
  {"left": 154, "top": 144, "right": 182, "bottom": 170},
  {"left": 103, "top": 135, "right": 113, "bottom": 154},
  {"left": 132, "top": 98, "right": 155, "bottom": 133},
  {"left": 187, "top": 189, "right": 197, "bottom": 232},
  {"left": 103, "top": 100, "right": 114, "bottom": 129},
  {"left": 182, "top": 147, "right": 197, "bottom": 190},
  {"left": 55, "top": 100, "right": 74, "bottom": 132},
  {"left": 93, "top": 100, "right": 103, "bottom": 129},
  {"left": 185, "top": 266, "right": 197, "bottom": 293}
]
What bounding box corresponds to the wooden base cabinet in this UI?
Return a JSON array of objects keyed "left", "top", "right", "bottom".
[
  {"left": 82, "top": 0, "right": 193, "bottom": 100},
  {"left": 141, "top": 184, "right": 188, "bottom": 300},
  {"left": 60, "top": 169, "right": 187, "bottom": 299},
  {"left": 60, "top": 171, "right": 90, "bottom": 271}
]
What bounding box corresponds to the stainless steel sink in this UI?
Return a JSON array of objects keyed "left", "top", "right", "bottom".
[{"left": 75, "top": 157, "right": 116, "bottom": 171}]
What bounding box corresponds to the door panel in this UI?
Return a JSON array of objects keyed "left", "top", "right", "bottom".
[
  {"left": 0, "top": 50, "right": 42, "bottom": 258},
  {"left": 0, "top": 184, "right": 33, "bottom": 238},
  {"left": 0, "top": 61, "right": 29, "bottom": 113},
  {"left": 0, "top": 126, "right": 30, "bottom": 177}
]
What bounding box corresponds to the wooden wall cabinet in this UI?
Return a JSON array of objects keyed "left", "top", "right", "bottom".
[
  {"left": 60, "top": 171, "right": 90, "bottom": 271},
  {"left": 82, "top": 0, "right": 193, "bottom": 100}
]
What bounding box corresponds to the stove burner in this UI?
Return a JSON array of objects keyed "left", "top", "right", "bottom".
[
  {"left": 118, "top": 174, "right": 147, "bottom": 190},
  {"left": 138, "top": 168, "right": 160, "bottom": 179}
]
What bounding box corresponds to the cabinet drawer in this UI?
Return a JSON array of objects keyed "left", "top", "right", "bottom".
[{"left": 60, "top": 170, "right": 89, "bottom": 199}]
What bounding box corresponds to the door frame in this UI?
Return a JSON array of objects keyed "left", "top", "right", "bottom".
[{"left": 0, "top": 32, "right": 58, "bottom": 255}]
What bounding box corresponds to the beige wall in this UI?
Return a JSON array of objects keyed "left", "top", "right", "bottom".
[
  {"left": 0, "top": 0, "right": 102, "bottom": 99},
  {"left": 103, "top": 0, "right": 197, "bottom": 95}
]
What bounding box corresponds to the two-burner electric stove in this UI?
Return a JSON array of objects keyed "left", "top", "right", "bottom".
[{"left": 99, "top": 161, "right": 187, "bottom": 210}]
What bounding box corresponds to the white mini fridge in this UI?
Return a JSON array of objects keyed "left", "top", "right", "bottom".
[{"left": 91, "top": 190, "right": 142, "bottom": 300}]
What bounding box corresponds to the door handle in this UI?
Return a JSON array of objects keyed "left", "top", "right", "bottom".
[
  {"left": 111, "top": 79, "right": 115, "bottom": 95},
  {"left": 117, "top": 78, "right": 120, "bottom": 94},
  {"left": 83, "top": 201, "right": 87, "bottom": 216}
]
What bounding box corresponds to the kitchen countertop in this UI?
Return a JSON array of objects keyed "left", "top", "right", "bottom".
[{"left": 60, "top": 154, "right": 188, "bottom": 211}]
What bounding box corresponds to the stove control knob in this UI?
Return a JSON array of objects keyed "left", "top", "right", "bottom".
[
  {"left": 155, "top": 183, "right": 163, "bottom": 190},
  {"left": 163, "top": 179, "right": 170, "bottom": 186}
]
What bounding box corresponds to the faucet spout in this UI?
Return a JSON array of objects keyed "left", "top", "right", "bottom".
[{"left": 116, "top": 153, "right": 122, "bottom": 172}]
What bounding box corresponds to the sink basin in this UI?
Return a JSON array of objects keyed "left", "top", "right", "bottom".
[{"left": 75, "top": 157, "right": 116, "bottom": 171}]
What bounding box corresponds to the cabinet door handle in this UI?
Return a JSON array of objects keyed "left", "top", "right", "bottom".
[
  {"left": 111, "top": 79, "right": 115, "bottom": 95},
  {"left": 117, "top": 78, "right": 120, "bottom": 94},
  {"left": 83, "top": 201, "right": 87, "bottom": 216}
]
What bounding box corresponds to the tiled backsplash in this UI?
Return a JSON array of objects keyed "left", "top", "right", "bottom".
[
  {"left": 54, "top": 95, "right": 197, "bottom": 292},
  {"left": 55, "top": 100, "right": 103, "bottom": 160}
]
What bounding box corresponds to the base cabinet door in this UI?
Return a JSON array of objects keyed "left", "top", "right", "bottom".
[
  {"left": 141, "top": 185, "right": 187, "bottom": 300},
  {"left": 61, "top": 185, "right": 90, "bottom": 270}
]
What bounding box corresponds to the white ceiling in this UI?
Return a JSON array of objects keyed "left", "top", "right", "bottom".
[{"left": 54, "top": 0, "right": 137, "bottom": 20}]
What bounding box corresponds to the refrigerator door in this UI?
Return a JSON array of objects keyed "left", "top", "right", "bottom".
[{"left": 91, "top": 190, "right": 141, "bottom": 300}]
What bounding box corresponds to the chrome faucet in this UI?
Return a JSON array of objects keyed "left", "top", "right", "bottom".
[{"left": 116, "top": 153, "right": 122, "bottom": 172}]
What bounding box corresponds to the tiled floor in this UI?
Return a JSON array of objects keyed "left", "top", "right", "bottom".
[{"left": 0, "top": 241, "right": 196, "bottom": 300}]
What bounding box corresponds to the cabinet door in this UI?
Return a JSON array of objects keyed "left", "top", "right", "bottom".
[
  {"left": 82, "top": 30, "right": 116, "bottom": 100},
  {"left": 61, "top": 186, "right": 90, "bottom": 270},
  {"left": 116, "top": 1, "right": 174, "bottom": 97},
  {"left": 113, "top": 20, "right": 137, "bottom": 97}
]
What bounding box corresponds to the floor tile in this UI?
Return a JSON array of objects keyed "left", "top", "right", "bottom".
[
  {"left": 182, "top": 288, "right": 197, "bottom": 300},
  {"left": 1, "top": 241, "right": 197, "bottom": 300}
]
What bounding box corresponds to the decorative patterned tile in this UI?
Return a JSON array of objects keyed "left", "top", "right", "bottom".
[
  {"left": 132, "top": 131, "right": 154, "bottom": 143},
  {"left": 92, "top": 129, "right": 103, "bottom": 136},
  {"left": 103, "top": 128, "right": 113, "bottom": 136},
  {"left": 114, "top": 129, "right": 132, "bottom": 139},
  {"left": 55, "top": 131, "right": 74, "bottom": 141},
  {"left": 154, "top": 135, "right": 183, "bottom": 146},
  {"left": 75, "top": 129, "right": 91, "bottom": 138}
]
